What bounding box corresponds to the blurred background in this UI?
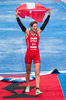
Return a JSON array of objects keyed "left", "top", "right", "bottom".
[{"left": 0, "top": 0, "right": 66, "bottom": 74}]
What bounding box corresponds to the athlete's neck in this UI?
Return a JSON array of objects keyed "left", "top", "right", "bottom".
[{"left": 30, "top": 30, "right": 36, "bottom": 35}]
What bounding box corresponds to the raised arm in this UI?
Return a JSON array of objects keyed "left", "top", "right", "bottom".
[
  {"left": 37, "top": 9, "right": 51, "bottom": 37},
  {"left": 15, "top": 11, "right": 29, "bottom": 35}
]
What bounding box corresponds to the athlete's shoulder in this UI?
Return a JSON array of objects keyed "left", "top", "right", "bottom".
[
  {"left": 36, "top": 32, "right": 40, "bottom": 38},
  {"left": 25, "top": 29, "right": 30, "bottom": 39}
]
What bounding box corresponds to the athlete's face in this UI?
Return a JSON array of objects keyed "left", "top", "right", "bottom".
[{"left": 30, "top": 23, "right": 38, "bottom": 33}]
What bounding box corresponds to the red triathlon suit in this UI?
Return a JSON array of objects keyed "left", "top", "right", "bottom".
[{"left": 25, "top": 31, "right": 40, "bottom": 64}]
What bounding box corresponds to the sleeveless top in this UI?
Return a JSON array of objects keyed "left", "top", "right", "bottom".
[{"left": 26, "top": 31, "right": 40, "bottom": 54}]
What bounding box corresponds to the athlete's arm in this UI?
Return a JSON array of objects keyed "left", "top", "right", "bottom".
[
  {"left": 15, "top": 11, "right": 29, "bottom": 35},
  {"left": 16, "top": 17, "right": 26, "bottom": 32},
  {"left": 40, "top": 15, "right": 50, "bottom": 31},
  {"left": 37, "top": 9, "right": 51, "bottom": 37}
]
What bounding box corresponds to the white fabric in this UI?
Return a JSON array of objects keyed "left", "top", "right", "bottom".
[
  {"left": 30, "top": 37, "right": 37, "bottom": 39},
  {"left": 30, "top": 46, "right": 37, "bottom": 48},
  {"left": 27, "top": 3, "right": 35, "bottom": 9}
]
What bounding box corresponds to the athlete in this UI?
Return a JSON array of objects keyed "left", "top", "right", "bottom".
[{"left": 15, "top": 9, "right": 51, "bottom": 95}]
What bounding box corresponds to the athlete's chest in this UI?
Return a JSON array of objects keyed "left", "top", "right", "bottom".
[{"left": 29, "top": 33, "right": 39, "bottom": 43}]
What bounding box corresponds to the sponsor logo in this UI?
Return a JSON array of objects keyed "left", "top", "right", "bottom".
[{"left": 37, "top": 60, "right": 39, "bottom": 62}]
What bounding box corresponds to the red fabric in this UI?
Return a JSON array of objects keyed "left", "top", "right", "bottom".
[
  {"left": 16, "top": 3, "right": 50, "bottom": 22},
  {"left": 26, "top": 31, "right": 39, "bottom": 51},
  {"left": 0, "top": 74, "right": 64, "bottom": 100},
  {"left": 25, "top": 31, "right": 40, "bottom": 64},
  {"left": 25, "top": 51, "right": 40, "bottom": 64}
]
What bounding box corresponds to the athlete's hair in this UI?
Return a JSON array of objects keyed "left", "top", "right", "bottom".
[{"left": 30, "top": 21, "right": 38, "bottom": 27}]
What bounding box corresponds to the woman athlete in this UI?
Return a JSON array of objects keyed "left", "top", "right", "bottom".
[{"left": 15, "top": 9, "right": 51, "bottom": 95}]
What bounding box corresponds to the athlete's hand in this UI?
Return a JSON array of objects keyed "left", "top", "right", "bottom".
[
  {"left": 15, "top": 11, "right": 19, "bottom": 18},
  {"left": 48, "top": 9, "right": 51, "bottom": 16}
]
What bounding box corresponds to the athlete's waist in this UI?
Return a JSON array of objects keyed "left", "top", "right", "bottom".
[
  {"left": 26, "top": 48, "right": 39, "bottom": 54},
  {"left": 27, "top": 46, "right": 39, "bottom": 50}
]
